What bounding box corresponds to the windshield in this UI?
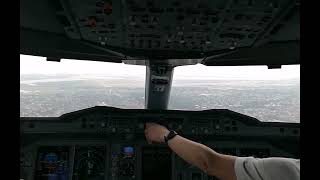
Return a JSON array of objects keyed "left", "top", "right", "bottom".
[
  {"left": 20, "top": 55, "right": 300, "bottom": 123},
  {"left": 170, "top": 65, "right": 300, "bottom": 123}
]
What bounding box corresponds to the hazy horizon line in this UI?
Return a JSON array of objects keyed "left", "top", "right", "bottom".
[{"left": 20, "top": 73, "right": 300, "bottom": 81}]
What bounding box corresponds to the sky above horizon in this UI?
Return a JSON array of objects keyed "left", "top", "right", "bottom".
[{"left": 20, "top": 55, "right": 300, "bottom": 80}]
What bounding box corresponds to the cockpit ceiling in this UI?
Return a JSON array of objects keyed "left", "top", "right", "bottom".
[{"left": 20, "top": 0, "right": 300, "bottom": 65}]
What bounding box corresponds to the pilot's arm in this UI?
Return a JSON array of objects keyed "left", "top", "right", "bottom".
[
  {"left": 144, "top": 122, "right": 237, "bottom": 180},
  {"left": 144, "top": 123, "right": 300, "bottom": 180}
]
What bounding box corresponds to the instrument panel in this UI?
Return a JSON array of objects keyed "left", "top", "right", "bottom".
[
  {"left": 21, "top": 106, "right": 299, "bottom": 180},
  {"left": 20, "top": 0, "right": 300, "bottom": 62},
  {"left": 31, "top": 0, "right": 299, "bottom": 55}
]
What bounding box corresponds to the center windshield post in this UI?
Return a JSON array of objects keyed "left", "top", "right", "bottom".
[{"left": 145, "top": 60, "right": 175, "bottom": 110}]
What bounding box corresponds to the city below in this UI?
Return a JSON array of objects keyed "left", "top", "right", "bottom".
[{"left": 20, "top": 74, "right": 300, "bottom": 123}]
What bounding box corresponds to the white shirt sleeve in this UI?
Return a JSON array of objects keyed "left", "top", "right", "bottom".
[{"left": 234, "top": 157, "right": 300, "bottom": 180}]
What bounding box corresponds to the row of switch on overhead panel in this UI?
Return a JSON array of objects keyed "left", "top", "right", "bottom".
[
  {"left": 127, "top": 14, "right": 220, "bottom": 25},
  {"left": 127, "top": 37, "right": 212, "bottom": 46}
]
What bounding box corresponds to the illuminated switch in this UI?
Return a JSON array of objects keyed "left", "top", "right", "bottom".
[
  {"left": 103, "top": 2, "right": 112, "bottom": 15},
  {"left": 88, "top": 17, "right": 97, "bottom": 28}
]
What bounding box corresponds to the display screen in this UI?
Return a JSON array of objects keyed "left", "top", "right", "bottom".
[
  {"left": 142, "top": 147, "right": 171, "bottom": 180},
  {"left": 123, "top": 147, "right": 134, "bottom": 154},
  {"left": 35, "top": 146, "right": 69, "bottom": 180},
  {"left": 123, "top": 146, "right": 134, "bottom": 157},
  {"left": 72, "top": 146, "right": 106, "bottom": 180}
]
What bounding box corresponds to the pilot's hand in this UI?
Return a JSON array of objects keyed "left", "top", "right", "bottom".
[{"left": 144, "top": 122, "right": 170, "bottom": 144}]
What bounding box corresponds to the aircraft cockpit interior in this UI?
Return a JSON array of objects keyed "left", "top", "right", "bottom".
[{"left": 20, "top": 0, "right": 300, "bottom": 179}]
